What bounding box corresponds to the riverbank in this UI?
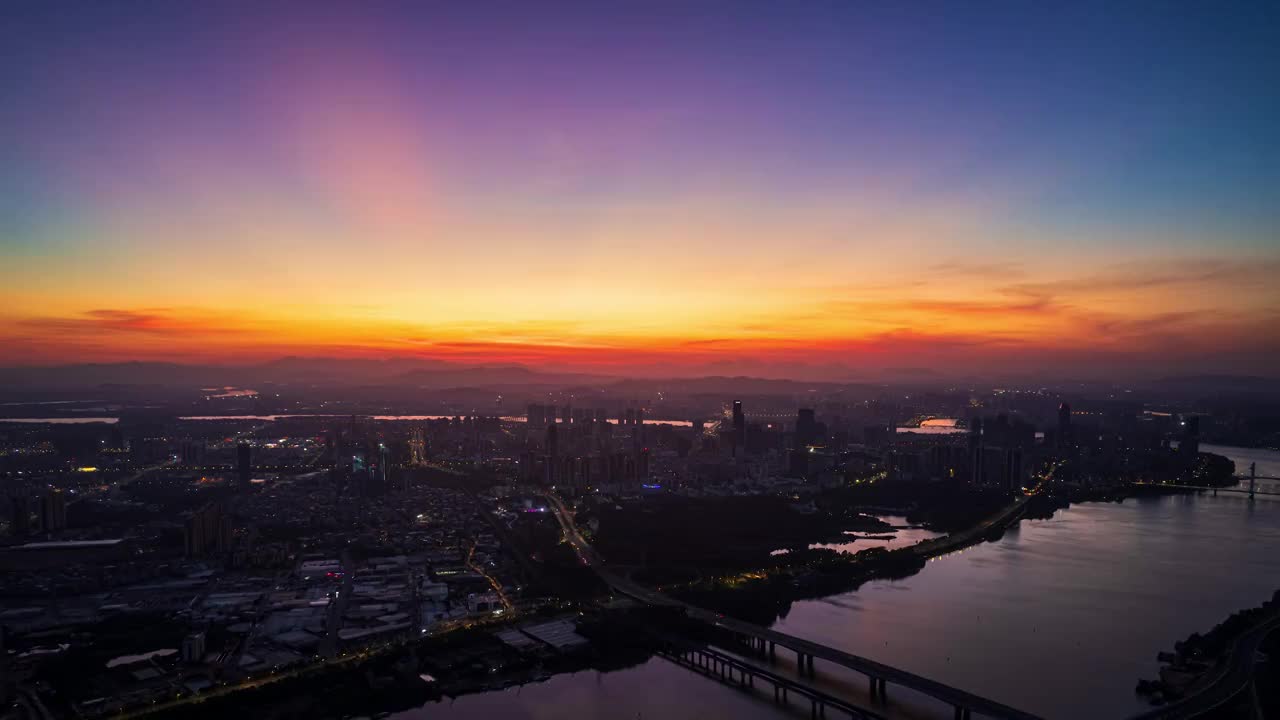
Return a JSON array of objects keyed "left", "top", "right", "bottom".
[
  {"left": 667, "top": 492, "right": 1036, "bottom": 626},
  {"left": 140, "top": 610, "right": 663, "bottom": 720},
  {"left": 1135, "top": 589, "right": 1280, "bottom": 711},
  {"left": 665, "top": 470, "right": 1228, "bottom": 629}
]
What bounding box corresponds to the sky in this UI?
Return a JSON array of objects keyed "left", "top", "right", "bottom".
[{"left": 2, "top": 1, "right": 1278, "bottom": 379}]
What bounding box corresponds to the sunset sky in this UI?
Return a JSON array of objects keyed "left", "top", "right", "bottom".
[{"left": 2, "top": 2, "right": 1278, "bottom": 378}]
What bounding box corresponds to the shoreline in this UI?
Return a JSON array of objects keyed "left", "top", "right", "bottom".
[{"left": 663, "top": 476, "right": 1220, "bottom": 625}]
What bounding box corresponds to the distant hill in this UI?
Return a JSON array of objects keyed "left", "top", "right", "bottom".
[
  {"left": 1145, "top": 374, "right": 1280, "bottom": 395},
  {"left": 0, "top": 358, "right": 612, "bottom": 393}
]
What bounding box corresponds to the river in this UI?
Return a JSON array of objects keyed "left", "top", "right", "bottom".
[{"left": 392, "top": 445, "right": 1280, "bottom": 720}]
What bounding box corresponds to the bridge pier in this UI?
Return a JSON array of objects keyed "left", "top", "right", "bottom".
[
  {"left": 954, "top": 707, "right": 971, "bottom": 720},
  {"left": 769, "top": 641, "right": 776, "bottom": 661}
]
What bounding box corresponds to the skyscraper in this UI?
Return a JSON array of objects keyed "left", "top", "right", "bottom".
[
  {"left": 7, "top": 495, "right": 31, "bottom": 538},
  {"left": 180, "top": 440, "right": 204, "bottom": 466},
  {"left": 796, "top": 408, "right": 818, "bottom": 447},
  {"left": 39, "top": 490, "right": 66, "bottom": 533},
  {"left": 184, "top": 502, "right": 231, "bottom": 556},
  {"left": 969, "top": 418, "right": 985, "bottom": 485},
  {"left": 237, "top": 442, "right": 252, "bottom": 487},
  {"left": 732, "top": 400, "right": 746, "bottom": 455},
  {"left": 545, "top": 423, "right": 558, "bottom": 485}
]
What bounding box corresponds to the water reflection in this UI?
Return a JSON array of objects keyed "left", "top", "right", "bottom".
[
  {"left": 389, "top": 658, "right": 801, "bottom": 720},
  {"left": 773, "top": 484, "right": 1280, "bottom": 718}
]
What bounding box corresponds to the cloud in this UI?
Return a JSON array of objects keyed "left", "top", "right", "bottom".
[
  {"left": 1009, "top": 257, "right": 1280, "bottom": 297},
  {"left": 2, "top": 249, "right": 1276, "bottom": 377},
  {"left": 927, "top": 260, "right": 1028, "bottom": 279},
  {"left": 18, "top": 308, "right": 220, "bottom": 335}
]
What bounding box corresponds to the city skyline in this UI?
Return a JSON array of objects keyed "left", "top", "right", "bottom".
[{"left": 3, "top": 1, "right": 1278, "bottom": 378}]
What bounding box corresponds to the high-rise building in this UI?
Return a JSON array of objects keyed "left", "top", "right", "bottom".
[
  {"left": 180, "top": 440, "right": 204, "bottom": 466},
  {"left": 1004, "top": 448, "right": 1024, "bottom": 492},
  {"left": 796, "top": 408, "right": 819, "bottom": 447},
  {"left": 182, "top": 632, "right": 206, "bottom": 664},
  {"left": 6, "top": 495, "right": 31, "bottom": 538},
  {"left": 732, "top": 400, "right": 746, "bottom": 455},
  {"left": 1057, "top": 402, "right": 1072, "bottom": 447},
  {"left": 969, "top": 418, "right": 985, "bottom": 485},
  {"left": 545, "top": 423, "right": 559, "bottom": 485},
  {"left": 39, "top": 490, "right": 67, "bottom": 533},
  {"left": 184, "top": 502, "right": 231, "bottom": 556},
  {"left": 236, "top": 443, "right": 252, "bottom": 487}
]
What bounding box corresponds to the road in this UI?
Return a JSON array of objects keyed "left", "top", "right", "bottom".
[
  {"left": 909, "top": 493, "right": 1031, "bottom": 560},
  {"left": 320, "top": 549, "right": 355, "bottom": 658},
  {"left": 466, "top": 540, "right": 514, "bottom": 611}
]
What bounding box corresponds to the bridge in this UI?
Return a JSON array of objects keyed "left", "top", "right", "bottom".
[
  {"left": 1133, "top": 462, "right": 1280, "bottom": 499},
  {"left": 657, "top": 636, "right": 887, "bottom": 720},
  {"left": 543, "top": 492, "right": 1043, "bottom": 720}
]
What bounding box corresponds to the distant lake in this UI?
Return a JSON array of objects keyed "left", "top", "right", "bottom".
[
  {"left": 0, "top": 413, "right": 694, "bottom": 426},
  {"left": 178, "top": 415, "right": 696, "bottom": 426},
  {"left": 0, "top": 417, "right": 119, "bottom": 424}
]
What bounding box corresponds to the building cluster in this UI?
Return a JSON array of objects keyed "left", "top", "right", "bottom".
[{"left": 0, "top": 386, "right": 1238, "bottom": 714}]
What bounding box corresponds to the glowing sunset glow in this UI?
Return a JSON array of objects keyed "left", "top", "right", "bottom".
[{"left": 2, "top": 3, "right": 1277, "bottom": 378}]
